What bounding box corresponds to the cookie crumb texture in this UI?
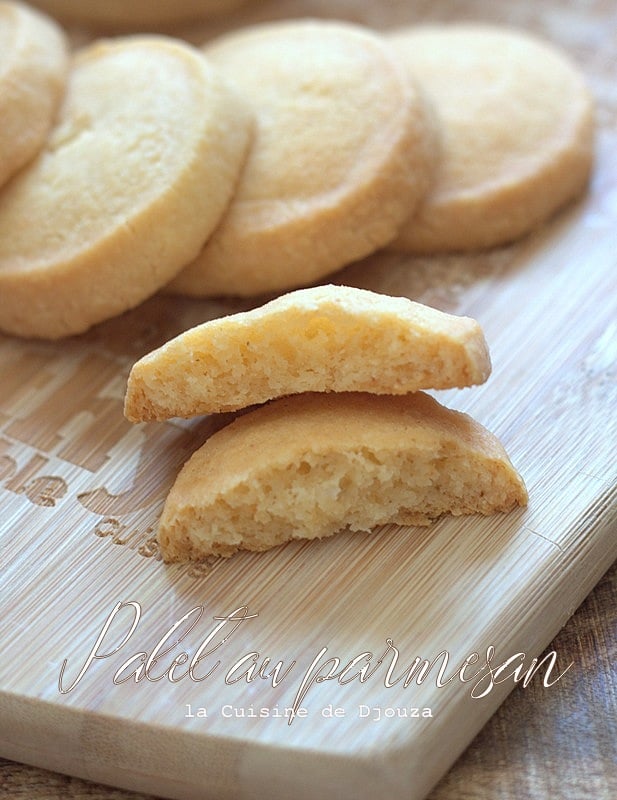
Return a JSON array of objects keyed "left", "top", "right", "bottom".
[
  {"left": 125, "top": 285, "right": 491, "bottom": 419},
  {"left": 0, "top": 35, "right": 253, "bottom": 339},
  {"left": 158, "top": 392, "right": 527, "bottom": 561}
]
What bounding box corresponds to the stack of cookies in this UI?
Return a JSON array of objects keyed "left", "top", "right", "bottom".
[
  {"left": 0, "top": 2, "right": 594, "bottom": 339},
  {"left": 124, "top": 286, "right": 528, "bottom": 560}
]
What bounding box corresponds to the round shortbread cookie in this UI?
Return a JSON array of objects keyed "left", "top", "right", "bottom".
[
  {"left": 124, "top": 285, "right": 491, "bottom": 420},
  {"left": 388, "top": 25, "right": 594, "bottom": 253},
  {"left": 167, "top": 19, "right": 438, "bottom": 298},
  {"left": 0, "top": 36, "right": 253, "bottom": 340},
  {"left": 28, "top": 0, "right": 249, "bottom": 27},
  {"left": 0, "top": 1, "right": 68, "bottom": 189},
  {"left": 158, "top": 391, "right": 527, "bottom": 560}
]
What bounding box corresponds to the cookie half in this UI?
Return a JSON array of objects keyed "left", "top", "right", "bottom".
[
  {"left": 158, "top": 392, "right": 527, "bottom": 560},
  {"left": 0, "top": 1, "right": 68, "bottom": 189},
  {"left": 0, "top": 36, "right": 253, "bottom": 339},
  {"left": 388, "top": 24, "right": 594, "bottom": 252},
  {"left": 167, "top": 19, "right": 438, "bottom": 297},
  {"left": 124, "top": 285, "right": 490, "bottom": 420}
]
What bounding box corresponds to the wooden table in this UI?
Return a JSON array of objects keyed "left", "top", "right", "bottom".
[{"left": 2, "top": 560, "right": 615, "bottom": 799}]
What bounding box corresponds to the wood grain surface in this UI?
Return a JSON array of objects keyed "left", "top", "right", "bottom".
[
  {"left": 1, "top": 561, "right": 614, "bottom": 800},
  {"left": 1, "top": 1, "right": 616, "bottom": 799}
]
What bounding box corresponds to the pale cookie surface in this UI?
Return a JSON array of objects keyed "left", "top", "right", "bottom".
[
  {"left": 0, "top": 36, "right": 253, "bottom": 339},
  {"left": 168, "top": 19, "right": 437, "bottom": 297},
  {"left": 125, "top": 285, "right": 491, "bottom": 420},
  {"left": 158, "top": 392, "right": 528, "bottom": 560},
  {"left": 0, "top": 1, "right": 68, "bottom": 189},
  {"left": 388, "top": 24, "right": 594, "bottom": 253},
  {"left": 29, "top": 0, "right": 249, "bottom": 26}
]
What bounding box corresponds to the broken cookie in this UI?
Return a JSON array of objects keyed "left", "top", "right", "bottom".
[
  {"left": 158, "top": 392, "right": 527, "bottom": 561},
  {"left": 124, "top": 285, "right": 490, "bottom": 420}
]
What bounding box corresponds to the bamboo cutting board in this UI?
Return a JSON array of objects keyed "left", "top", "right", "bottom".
[{"left": 0, "top": 1, "right": 616, "bottom": 799}]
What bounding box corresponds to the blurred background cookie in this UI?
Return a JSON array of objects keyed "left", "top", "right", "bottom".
[
  {"left": 0, "top": 36, "right": 253, "bottom": 339},
  {"left": 168, "top": 19, "right": 438, "bottom": 298},
  {"left": 388, "top": 24, "right": 594, "bottom": 253},
  {"left": 0, "top": 1, "right": 68, "bottom": 189}
]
